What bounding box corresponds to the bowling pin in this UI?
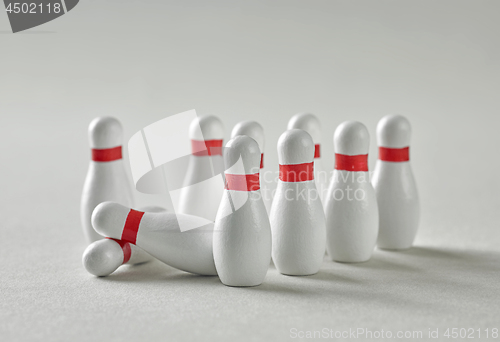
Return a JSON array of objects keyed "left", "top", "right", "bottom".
[
  {"left": 82, "top": 239, "right": 149, "bottom": 277},
  {"left": 288, "top": 113, "right": 328, "bottom": 204},
  {"left": 92, "top": 202, "right": 217, "bottom": 276},
  {"left": 213, "top": 136, "right": 272, "bottom": 287},
  {"left": 325, "top": 121, "right": 379, "bottom": 263},
  {"left": 82, "top": 206, "right": 166, "bottom": 277},
  {"left": 270, "top": 129, "right": 326, "bottom": 275},
  {"left": 231, "top": 121, "right": 271, "bottom": 211},
  {"left": 178, "top": 115, "right": 224, "bottom": 221},
  {"left": 372, "top": 115, "right": 420, "bottom": 250},
  {"left": 81, "top": 117, "right": 134, "bottom": 243}
]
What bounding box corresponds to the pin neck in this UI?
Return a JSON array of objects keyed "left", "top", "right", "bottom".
[
  {"left": 314, "top": 144, "right": 320, "bottom": 159},
  {"left": 335, "top": 154, "right": 368, "bottom": 172},
  {"left": 224, "top": 173, "right": 260, "bottom": 191},
  {"left": 379, "top": 146, "right": 409, "bottom": 162},
  {"left": 191, "top": 139, "right": 223, "bottom": 156},
  {"left": 121, "top": 209, "right": 145, "bottom": 245},
  {"left": 107, "top": 238, "right": 132, "bottom": 264},
  {"left": 91, "top": 146, "right": 122, "bottom": 162},
  {"left": 279, "top": 162, "right": 314, "bottom": 182}
]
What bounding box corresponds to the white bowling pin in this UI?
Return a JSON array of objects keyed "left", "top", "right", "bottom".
[
  {"left": 82, "top": 239, "right": 149, "bottom": 277},
  {"left": 213, "top": 136, "right": 272, "bottom": 287},
  {"left": 82, "top": 206, "right": 166, "bottom": 277},
  {"left": 325, "top": 121, "right": 379, "bottom": 263},
  {"left": 178, "top": 115, "right": 225, "bottom": 221},
  {"left": 231, "top": 121, "right": 271, "bottom": 211},
  {"left": 81, "top": 117, "right": 134, "bottom": 243},
  {"left": 270, "top": 129, "right": 326, "bottom": 275},
  {"left": 92, "top": 202, "right": 217, "bottom": 276},
  {"left": 372, "top": 115, "right": 420, "bottom": 250},
  {"left": 288, "top": 113, "right": 328, "bottom": 204}
]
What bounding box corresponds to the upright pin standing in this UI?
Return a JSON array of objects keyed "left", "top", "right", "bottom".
[
  {"left": 213, "top": 136, "right": 272, "bottom": 287},
  {"left": 82, "top": 206, "right": 166, "bottom": 277},
  {"left": 81, "top": 117, "right": 135, "bottom": 243},
  {"left": 92, "top": 202, "right": 218, "bottom": 276},
  {"left": 270, "top": 129, "right": 326, "bottom": 275},
  {"left": 231, "top": 121, "right": 270, "bottom": 211},
  {"left": 178, "top": 115, "right": 225, "bottom": 221},
  {"left": 288, "top": 113, "right": 329, "bottom": 204},
  {"left": 324, "top": 121, "right": 379, "bottom": 263},
  {"left": 372, "top": 115, "right": 420, "bottom": 250}
]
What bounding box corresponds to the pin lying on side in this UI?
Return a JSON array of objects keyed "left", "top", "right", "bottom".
[
  {"left": 372, "top": 115, "right": 420, "bottom": 250},
  {"left": 213, "top": 135, "right": 272, "bottom": 287},
  {"left": 324, "top": 121, "right": 379, "bottom": 263},
  {"left": 82, "top": 239, "right": 148, "bottom": 277},
  {"left": 81, "top": 116, "right": 135, "bottom": 244},
  {"left": 270, "top": 129, "right": 326, "bottom": 275},
  {"left": 82, "top": 206, "right": 166, "bottom": 277},
  {"left": 92, "top": 202, "right": 217, "bottom": 276}
]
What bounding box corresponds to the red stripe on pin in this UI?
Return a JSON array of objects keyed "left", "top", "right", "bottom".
[
  {"left": 191, "top": 139, "right": 223, "bottom": 156},
  {"left": 107, "top": 238, "right": 132, "bottom": 264},
  {"left": 91, "top": 146, "right": 122, "bottom": 162},
  {"left": 314, "top": 144, "right": 320, "bottom": 159},
  {"left": 379, "top": 147, "right": 409, "bottom": 162},
  {"left": 225, "top": 173, "right": 260, "bottom": 191},
  {"left": 335, "top": 154, "right": 368, "bottom": 172},
  {"left": 260, "top": 153, "right": 264, "bottom": 169},
  {"left": 121, "top": 209, "right": 145, "bottom": 245},
  {"left": 279, "top": 162, "right": 314, "bottom": 182}
]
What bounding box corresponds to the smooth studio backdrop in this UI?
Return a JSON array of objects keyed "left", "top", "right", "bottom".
[{"left": 1, "top": 1, "right": 499, "bottom": 341}]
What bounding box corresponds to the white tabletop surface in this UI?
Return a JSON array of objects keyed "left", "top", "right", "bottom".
[{"left": 1, "top": 1, "right": 499, "bottom": 341}]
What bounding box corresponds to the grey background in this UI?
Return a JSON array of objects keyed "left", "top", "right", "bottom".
[{"left": 1, "top": 1, "right": 499, "bottom": 341}]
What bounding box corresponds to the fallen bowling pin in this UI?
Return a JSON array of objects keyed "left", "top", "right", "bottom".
[
  {"left": 372, "top": 115, "right": 420, "bottom": 250},
  {"left": 91, "top": 202, "right": 217, "bottom": 276},
  {"left": 324, "top": 121, "right": 379, "bottom": 263},
  {"left": 213, "top": 135, "right": 272, "bottom": 287},
  {"left": 81, "top": 117, "right": 134, "bottom": 243},
  {"left": 270, "top": 129, "right": 326, "bottom": 275},
  {"left": 82, "top": 206, "right": 166, "bottom": 277}
]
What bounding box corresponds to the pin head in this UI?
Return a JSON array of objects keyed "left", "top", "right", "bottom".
[
  {"left": 92, "top": 202, "right": 132, "bottom": 239},
  {"left": 231, "top": 121, "right": 265, "bottom": 154},
  {"left": 288, "top": 113, "right": 321, "bottom": 144},
  {"left": 189, "top": 115, "right": 224, "bottom": 140},
  {"left": 278, "top": 129, "right": 314, "bottom": 165},
  {"left": 88, "top": 116, "right": 123, "bottom": 149},
  {"left": 377, "top": 115, "right": 411, "bottom": 148},
  {"left": 334, "top": 121, "right": 370, "bottom": 155},
  {"left": 224, "top": 135, "right": 260, "bottom": 175},
  {"left": 82, "top": 239, "right": 124, "bottom": 277}
]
